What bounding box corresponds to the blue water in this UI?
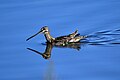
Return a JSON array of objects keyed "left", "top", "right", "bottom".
[{"left": 0, "top": 0, "right": 120, "bottom": 80}]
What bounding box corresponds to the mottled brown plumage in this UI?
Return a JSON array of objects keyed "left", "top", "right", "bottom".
[{"left": 26, "top": 26, "right": 87, "bottom": 46}]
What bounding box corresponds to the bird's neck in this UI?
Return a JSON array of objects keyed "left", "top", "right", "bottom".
[{"left": 44, "top": 32, "right": 54, "bottom": 43}]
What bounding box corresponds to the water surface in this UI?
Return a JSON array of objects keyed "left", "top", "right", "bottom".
[{"left": 0, "top": 0, "right": 120, "bottom": 80}]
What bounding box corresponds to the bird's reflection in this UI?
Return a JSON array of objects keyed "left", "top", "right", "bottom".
[
  {"left": 27, "top": 42, "right": 82, "bottom": 60},
  {"left": 27, "top": 43, "right": 53, "bottom": 59}
]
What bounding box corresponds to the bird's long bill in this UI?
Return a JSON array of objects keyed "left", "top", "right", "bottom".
[{"left": 26, "top": 31, "right": 41, "bottom": 41}]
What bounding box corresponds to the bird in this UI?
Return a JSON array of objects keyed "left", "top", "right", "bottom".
[{"left": 26, "top": 26, "right": 87, "bottom": 46}]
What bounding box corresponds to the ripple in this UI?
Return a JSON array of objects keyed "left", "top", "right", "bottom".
[{"left": 85, "top": 28, "right": 120, "bottom": 46}]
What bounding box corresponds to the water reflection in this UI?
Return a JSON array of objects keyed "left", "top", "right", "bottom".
[
  {"left": 27, "top": 43, "right": 53, "bottom": 59},
  {"left": 43, "top": 60, "right": 56, "bottom": 80},
  {"left": 27, "top": 28, "right": 120, "bottom": 60},
  {"left": 27, "top": 42, "right": 81, "bottom": 59}
]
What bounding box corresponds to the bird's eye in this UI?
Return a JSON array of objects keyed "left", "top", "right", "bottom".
[{"left": 41, "top": 28, "right": 44, "bottom": 31}]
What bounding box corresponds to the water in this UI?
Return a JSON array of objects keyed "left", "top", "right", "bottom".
[{"left": 0, "top": 0, "right": 120, "bottom": 80}]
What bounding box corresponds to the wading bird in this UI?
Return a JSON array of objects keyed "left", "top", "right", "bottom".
[{"left": 26, "top": 26, "right": 87, "bottom": 46}]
